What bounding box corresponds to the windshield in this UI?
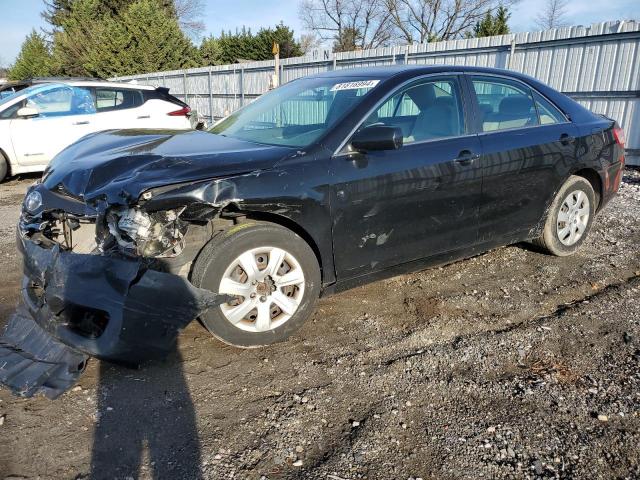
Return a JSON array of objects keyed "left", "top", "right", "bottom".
[
  {"left": 0, "top": 85, "right": 39, "bottom": 108},
  {"left": 210, "top": 77, "right": 382, "bottom": 148}
]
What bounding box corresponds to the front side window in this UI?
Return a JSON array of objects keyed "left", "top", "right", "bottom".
[
  {"left": 210, "top": 77, "right": 381, "bottom": 148},
  {"left": 472, "top": 77, "right": 538, "bottom": 132},
  {"left": 25, "top": 85, "right": 96, "bottom": 117},
  {"left": 362, "top": 77, "right": 465, "bottom": 143}
]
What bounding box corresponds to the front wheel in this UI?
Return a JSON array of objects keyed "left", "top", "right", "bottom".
[
  {"left": 531, "top": 175, "right": 596, "bottom": 256},
  {"left": 0, "top": 153, "right": 8, "bottom": 183},
  {"left": 191, "top": 222, "right": 321, "bottom": 347}
]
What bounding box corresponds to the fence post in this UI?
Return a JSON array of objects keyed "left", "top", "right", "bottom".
[
  {"left": 240, "top": 67, "right": 245, "bottom": 106},
  {"left": 183, "top": 71, "right": 188, "bottom": 104},
  {"left": 508, "top": 39, "right": 516, "bottom": 70},
  {"left": 208, "top": 67, "right": 214, "bottom": 122}
]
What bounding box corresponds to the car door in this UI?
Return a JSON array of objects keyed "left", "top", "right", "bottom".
[
  {"left": 466, "top": 75, "right": 580, "bottom": 243},
  {"left": 9, "top": 85, "right": 96, "bottom": 166},
  {"left": 331, "top": 75, "right": 483, "bottom": 280},
  {"left": 92, "top": 87, "right": 148, "bottom": 130}
]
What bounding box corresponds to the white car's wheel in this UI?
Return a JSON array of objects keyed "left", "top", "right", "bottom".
[
  {"left": 0, "top": 152, "right": 8, "bottom": 183},
  {"left": 191, "top": 222, "right": 321, "bottom": 347}
]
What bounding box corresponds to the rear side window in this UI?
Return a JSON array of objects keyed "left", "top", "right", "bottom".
[
  {"left": 532, "top": 90, "right": 566, "bottom": 125},
  {"left": 142, "top": 88, "right": 187, "bottom": 108},
  {"left": 364, "top": 77, "right": 465, "bottom": 143},
  {"left": 95, "top": 88, "right": 143, "bottom": 111},
  {"left": 471, "top": 77, "right": 538, "bottom": 132}
]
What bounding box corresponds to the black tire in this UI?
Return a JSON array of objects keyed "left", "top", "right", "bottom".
[
  {"left": 532, "top": 175, "right": 596, "bottom": 256},
  {"left": 0, "top": 153, "right": 8, "bottom": 183},
  {"left": 191, "top": 221, "right": 321, "bottom": 347}
]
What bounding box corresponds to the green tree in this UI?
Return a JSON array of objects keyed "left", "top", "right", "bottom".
[
  {"left": 86, "top": 0, "right": 200, "bottom": 77},
  {"left": 51, "top": 0, "right": 103, "bottom": 76},
  {"left": 200, "top": 35, "right": 223, "bottom": 65},
  {"left": 254, "top": 23, "right": 303, "bottom": 60},
  {"left": 472, "top": 6, "right": 510, "bottom": 38},
  {"left": 201, "top": 24, "right": 303, "bottom": 66},
  {"left": 43, "top": 0, "right": 177, "bottom": 30},
  {"left": 51, "top": 0, "right": 199, "bottom": 77},
  {"left": 333, "top": 27, "right": 362, "bottom": 52},
  {"left": 8, "top": 30, "right": 53, "bottom": 80}
]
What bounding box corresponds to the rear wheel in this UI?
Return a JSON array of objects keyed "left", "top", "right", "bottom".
[
  {"left": 191, "top": 222, "right": 321, "bottom": 347},
  {"left": 532, "top": 175, "right": 596, "bottom": 256}
]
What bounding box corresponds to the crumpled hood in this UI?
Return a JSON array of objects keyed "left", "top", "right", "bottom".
[{"left": 42, "top": 129, "right": 294, "bottom": 205}]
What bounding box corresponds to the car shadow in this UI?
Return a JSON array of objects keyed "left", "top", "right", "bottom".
[{"left": 90, "top": 348, "right": 202, "bottom": 479}]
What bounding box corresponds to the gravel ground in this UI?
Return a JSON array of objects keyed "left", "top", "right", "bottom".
[{"left": 0, "top": 170, "right": 639, "bottom": 480}]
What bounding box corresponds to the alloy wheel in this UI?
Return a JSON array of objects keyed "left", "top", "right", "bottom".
[
  {"left": 556, "top": 190, "right": 590, "bottom": 246},
  {"left": 218, "top": 246, "right": 306, "bottom": 332}
]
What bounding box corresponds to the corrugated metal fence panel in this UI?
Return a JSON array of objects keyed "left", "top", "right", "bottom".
[{"left": 113, "top": 20, "right": 640, "bottom": 162}]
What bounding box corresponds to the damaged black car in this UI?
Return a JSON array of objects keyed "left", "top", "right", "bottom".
[{"left": 1, "top": 66, "right": 626, "bottom": 397}]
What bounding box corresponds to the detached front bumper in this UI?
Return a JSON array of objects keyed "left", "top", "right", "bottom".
[{"left": 0, "top": 235, "right": 227, "bottom": 398}]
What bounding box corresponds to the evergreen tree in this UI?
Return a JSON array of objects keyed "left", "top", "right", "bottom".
[
  {"left": 200, "top": 35, "right": 223, "bottom": 66},
  {"left": 202, "top": 24, "right": 303, "bottom": 66},
  {"left": 8, "top": 30, "right": 53, "bottom": 80},
  {"left": 86, "top": 0, "right": 200, "bottom": 77},
  {"left": 43, "top": 0, "right": 176, "bottom": 31},
  {"left": 472, "top": 6, "right": 510, "bottom": 37},
  {"left": 333, "top": 27, "right": 362, "bottom": 52},
  {"left": 51, "top": 0, "right": 198, "bottom": 77},
  {"left": 51, "top": 0, "right": 103, "bottom": 76},
  {"left": 254, "top": 23, "right": 303, "bottom": 60}
]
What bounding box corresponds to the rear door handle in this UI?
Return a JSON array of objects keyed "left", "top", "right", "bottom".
[
  {"left": 137, "top": 115, "right": 150, "bottom": 119},
  {"left": 73, "top": 121, "right": 90, "bottom": 125},
  {"left": 560, "top": 133, "right": 575, "bottom": 145},
  {"left": 454, "top": 150, "right": 480, "bottom": 166}
]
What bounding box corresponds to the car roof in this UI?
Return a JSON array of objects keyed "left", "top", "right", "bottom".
[
  {"left": 60, "top": 80, "right": 156, "bottom": 90},
  {"left": 1, "top": 78, "right": 157, "bottom": 91},
  {"left": 312, "top": 65, "right": 532, "bottom": 80}
]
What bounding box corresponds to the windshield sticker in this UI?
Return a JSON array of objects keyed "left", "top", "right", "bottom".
[{"left": 330, "top": 80, "right": 380, "bottom": 92}]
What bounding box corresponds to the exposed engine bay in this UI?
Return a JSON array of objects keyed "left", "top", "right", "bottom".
[{"left": 105, "top": 207, "right": 188, "bottom": 258}]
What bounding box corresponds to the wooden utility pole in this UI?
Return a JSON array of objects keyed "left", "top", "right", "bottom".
[{"left": 272, "top": 42, "right": 280, "bottom": 89}]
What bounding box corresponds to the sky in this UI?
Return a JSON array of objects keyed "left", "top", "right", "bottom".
[{"left": 1, "top": 0, "right": 639, "bottom": 66}]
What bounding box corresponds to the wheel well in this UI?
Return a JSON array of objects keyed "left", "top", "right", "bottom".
[
  {"left": 573, "top": 168, "right": 602, "bottom": 210},
  {"left": 226, "top": 209, "right": 325, "bottom": 283}
]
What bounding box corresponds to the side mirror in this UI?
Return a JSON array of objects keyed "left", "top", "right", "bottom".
[
  {"left": 351, "top": 125, "right": 403, "bottom": 152},
  {"left": 17, "top": 107, "right": 39, "bottom": 118}
]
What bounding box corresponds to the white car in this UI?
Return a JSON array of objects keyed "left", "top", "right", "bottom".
[{"left": 0, "top": 80, "right": 195, "bottom": 181}]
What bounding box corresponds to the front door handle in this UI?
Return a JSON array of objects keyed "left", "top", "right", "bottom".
[
  {"left": 73, "top": 121, "right": 90, "bottom": 125},
  {"left": 137, "top": 115, "right": 150, "bottom": 119},
  {"left": 454, "top": 150, "right": 480, "bottom": 166},
  {"left": 560, "top": 133, "right": 576, "bottom": 145}
]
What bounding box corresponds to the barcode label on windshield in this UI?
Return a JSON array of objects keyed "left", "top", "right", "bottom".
[{"left": 330, "top": 80, "right": 380, "bottom": 92}]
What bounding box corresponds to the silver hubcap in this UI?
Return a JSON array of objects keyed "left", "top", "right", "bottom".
[
  {"left": 218, "top": 246, "right": 305, "bottom": 332},
  {"left": 557, "top": 190, "right": 590, "bottom": 246}
]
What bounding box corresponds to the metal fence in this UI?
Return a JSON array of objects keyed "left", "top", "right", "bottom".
[{"left": 114, "top": 20, "right": 640, "bottom": 164}]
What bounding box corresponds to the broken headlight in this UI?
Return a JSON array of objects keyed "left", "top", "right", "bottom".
[{"left": 105, "top": 207, "right": 187, "bottom": 258}]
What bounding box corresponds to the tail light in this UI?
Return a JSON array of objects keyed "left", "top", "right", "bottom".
[
  {"left": 167, "top": 106, "right": 191, "bottom": 117},
  {"left": 613, "top": 125, "right": 626, "bottom": 167},
  {"left": 613, "top": 126, "right": 625, "bottom": 148}
]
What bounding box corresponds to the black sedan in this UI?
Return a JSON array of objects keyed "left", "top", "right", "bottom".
[{"left": 1, "top": 66, "right": 626, "bottom": 397}]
